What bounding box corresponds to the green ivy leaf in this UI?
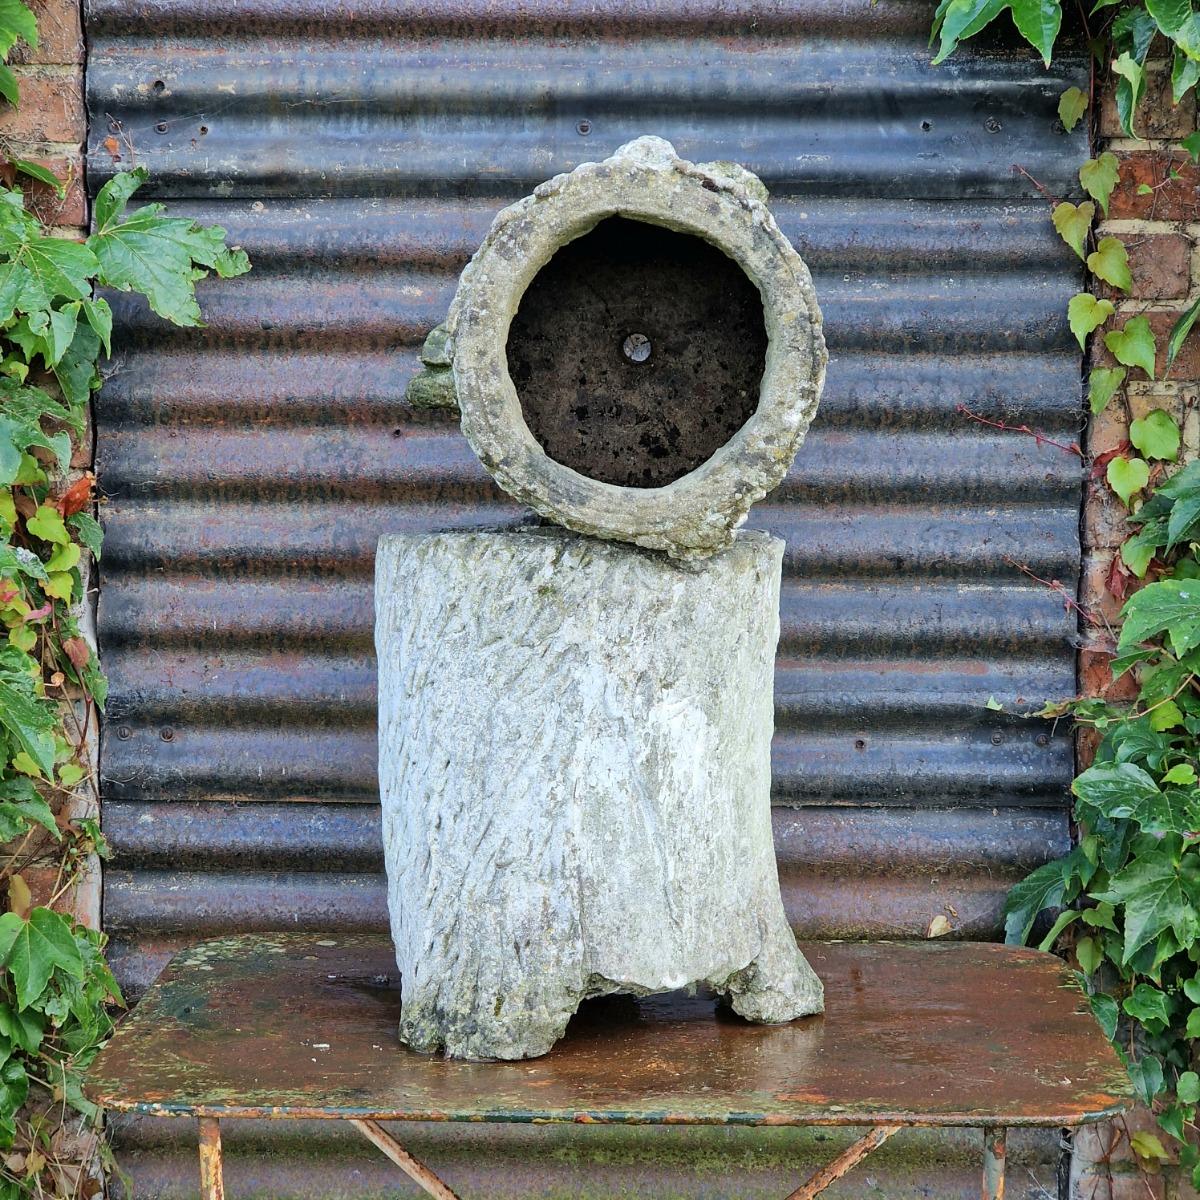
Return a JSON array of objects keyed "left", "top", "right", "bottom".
[
  {"left": 1090, "top": 366, "right": 1126, "bottom": 415},
  {"left": 1037, "top": 907, "right": 1082, "bottom": 951},
  {"left": 1094, "top": 841, "right": 1200, "bottom": 963},
  {"left": 0, "top": 680, "right": 55, "bottom": 779},
  {"left": 1150, "top": 699, "right": 1186, "bottom": 730},
  {"left": 1105, "top": 315, "right": 1158, "bottom": 378},
  {"left": 1058, "top": 86, "right": 1088, "bottom": 131},
  {"left": 1068, "top": 293, "right": 1115, "bottom": 349},
  {"left": 1120, "top": 578, "right": 1200, "bottom": 656},
  {"left": 1168, "top": 296, "right": 1200, "bottom": 374},
  {"left": 1146, "top": 0, "right": 1200, "bottom": 62},
  {"left": 1052, "top": 200, "right": 1095, "bottom": 261},
  {"left": 0, "top": 62, "right": 17, "bottom": 108},
  {"left": 1009, "top": 0, "right": 1062, "bottom": 63},
  {"left": 0, "top": 416, "right": 21, "bottom": 487},
  {"left": 1087, "top": 237, "right": 1132, "bottom": 291},
  {"left": 1003, "top": 846, "right": 1089, "bottom": 944},
  {"left": 1130, "top": 409, "right": 1181, "bottom": 462},
  {"left": 1113, "top": 52, "right": 1147, "bottom": 137},
  {"left": 24, "top": 503, "right": 66, "bottom": 545},
  {"left": 1108, "top": 455, "right": 1151, "bottom": 506},
  {"left": 80, "top": 296, "right": 112, "bottom": 357},
  {"left": 1091, "top": 992, "right": 1120, "bottom": 1039},
  {"left": 43, "top": 540, "right": 79, "bottom": 574},
  {"left": 0, "top": 0, "right": 37, "bottom": 58},
  {"left": 0, "top": 1004, "right": 42, "bottom": 1056},
  {"left": 1130, "top": 1055, "right": 1168, "bottom": 1105},
  {"left": 1072, "top": 760, "right": 1159, "bottom": 813},
  {"left": 52, "top": 323, "right": 100, "bottom": 408},
  {"left": 67, "top": 512, "right": 101, "bottom": 560},
  {"left": 931, "top": 0, "right": 1008, "bottom": 63},
  {"left": 1080, "top": 152, "right": 1120, "bottom": 217},
  {"left": 0, "top": 229, "right": 98, "bottom": 308},
  {"left": 88, "top": 171, "right": 250, "bottom": 327},
  {"left": 1175, "top": 50, "right": 1200, "bottom": 104},
  {"left": 1075, "top": 934, "right": 1103, "bottom": 974},
  {"left": 11, "top": 159, "right": 64, "bottom": 199},
  {"left": 0, "top": 908, "right": 84, "bottom": 1010},
  {"left": 92, "top": 167, "right": 151, "bottom": 234},
  {"left": 1082, "top": 900, "right": 1118, "bottom": 930},
  {"left": 0, "top": 795, "right": 57, "bottom": 842},
  {"left": 1124, "top": 982, "right": 1175, "bottom": 1031},
  {"left": 1179, "top": 1070, "right": 1200, "bottom": 1103}
]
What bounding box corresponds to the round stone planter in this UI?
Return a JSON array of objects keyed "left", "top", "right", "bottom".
[{"left": 444, "top": 136, "right": 826, "bottom": 559}]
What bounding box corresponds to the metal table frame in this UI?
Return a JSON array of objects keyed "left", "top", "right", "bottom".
[
  {"left": 86, "top": 935, "right": 1132, "bottom": 1200},
  {"left": 195, "top": 1113, "right": 1007, "bottom": 1200}
]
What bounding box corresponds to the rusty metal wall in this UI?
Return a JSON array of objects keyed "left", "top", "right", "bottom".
[{"left": 86, "top": 1, "right": 1088, "bottom": 1195}]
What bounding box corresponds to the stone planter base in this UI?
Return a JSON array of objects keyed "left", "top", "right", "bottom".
[{"left": 375, "top": 528, "right": 823, "bottom": 1060}]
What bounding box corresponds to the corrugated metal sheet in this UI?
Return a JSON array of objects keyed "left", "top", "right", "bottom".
[{"left": 86, "top": 1, "right": 1088, "bottom": 1194}]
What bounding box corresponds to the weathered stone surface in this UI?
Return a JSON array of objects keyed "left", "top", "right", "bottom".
[
  {"left": 439, "top": 136, "right": 826, "bottom": 559},
  {"left": 375, "top": 528, "right": 823, "bottom": 1060}
]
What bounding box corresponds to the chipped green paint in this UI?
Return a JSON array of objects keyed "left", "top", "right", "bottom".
[{"left": 86, "top": 936, "right": 1131, "bottom": 1130}]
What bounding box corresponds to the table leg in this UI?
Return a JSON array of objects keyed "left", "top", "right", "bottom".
[
  {"left": 198, "top": 1117, "right": 225, "bottom": 1200},
  {"left": 982, "top": 1127, "right": 1006, "bottom": 1200},
  {"left": 350, "top": 1118, "right": 463, "bottom": 1200},
  {"left": 783, "top": 1125, "right": 902, "bottom": 1200}
]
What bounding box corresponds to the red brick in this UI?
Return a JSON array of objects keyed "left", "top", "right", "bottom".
[
  {"left": 0, "top": 70, "right": 83, "bottom": 144},
  {"left": 1110, "top": 151, "right": 1200, "bottom": 222},
  {"left": 1077, "top": 725, "right": 1101, "bottom": 769},
  {"left": 8, "top": 152, "right": 85, "bottom": 228},
  {"left": 1083, "top": 477, "right": 1131, "bottom": 550},
  {"left": 1096, "top": 232, "right": 1191, "bottom": 301},
  {"left": 8, "top": 0, "right": 82, "bottom": 66},
  {"left": 1087, "top": 391, "right": 1129, "bottom": 457},
  {"left": 1081, "top": 553, "right": 1128, "bottom": 626},
  {"left": 1100, "top": 61, "right": 1196, "bottom": 139},
  {"left": 1079, "top": 647, "right": 1139, "bottom": 702}
]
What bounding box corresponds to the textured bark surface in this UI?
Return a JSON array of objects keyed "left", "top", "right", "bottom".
[{"left": 375, "top": 528, "right": 823, "bottom": 1061}]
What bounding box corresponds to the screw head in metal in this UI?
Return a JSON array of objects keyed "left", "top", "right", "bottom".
[
  {"left": 155, "top": 121, "right": 169, "bottom": 133},
  {"left": 985, "top": 117, "right": 1002, "bottom": 133},
  {"left": 576, "top": 119, "right": 591, "bottom": 136},
  {"left": 160, "top": 727, "right": 175, "bottom": 742},
  {"left": 116, "top": 725, "right": 132, "bottom": 740},
  {"left": 991, "top": 732, "right": 1004, "bottom": 745},
  {"left": 1036, "top": 733, "right": 1050, "bottom": 747}
]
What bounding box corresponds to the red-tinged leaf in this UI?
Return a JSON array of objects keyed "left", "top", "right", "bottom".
[
  {"left": 54, "top": 472, "right": 93, "bottom": 518},
  {"left": 1092, "top": 442, "right": 1133, "bottom": 478},
  {"left": 22, "top": 602, "right": 50, "bottom": 622},
  {"left": 61, "top": 636, "right": 89, "bottom": 670},
  {"left": 1107, "top": 554, "right": 1135, "bottom": 602}
]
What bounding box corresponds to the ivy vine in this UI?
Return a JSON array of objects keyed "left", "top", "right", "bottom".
[
  {"left": 937, "top": 0, "right": 1200, "bottom": 1183},
  {"left": 0, "top": 3, "right": 250, "bottom": 1195}
]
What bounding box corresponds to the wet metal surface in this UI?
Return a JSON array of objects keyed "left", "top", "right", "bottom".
[{"left": 87, "top": 935, "right": 1130, "bottom": 1128}]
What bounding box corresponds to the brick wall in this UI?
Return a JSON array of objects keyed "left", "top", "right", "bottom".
[
  {"left": 1074, "top": 57, "right": 1200, "bottom": 1200},
  {"left": 0, "top": 0, "right": 97, "bottom": 930}
]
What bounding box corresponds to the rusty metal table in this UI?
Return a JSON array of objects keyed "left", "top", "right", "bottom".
[{"left": 85, "top": 933, "right": 1132, "bottom": 1200}]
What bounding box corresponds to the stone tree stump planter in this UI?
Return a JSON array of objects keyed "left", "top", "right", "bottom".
[
  {"left": 376, "top": 137, "right": 827, "bottom": 1060},
  {"left": 376, "top": 529, "right": 822, "bottom": 1061}
]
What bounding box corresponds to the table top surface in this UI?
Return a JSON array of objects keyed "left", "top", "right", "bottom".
[{"left": 85, "top": 934, "right": 1132, "bottom": 1129}]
